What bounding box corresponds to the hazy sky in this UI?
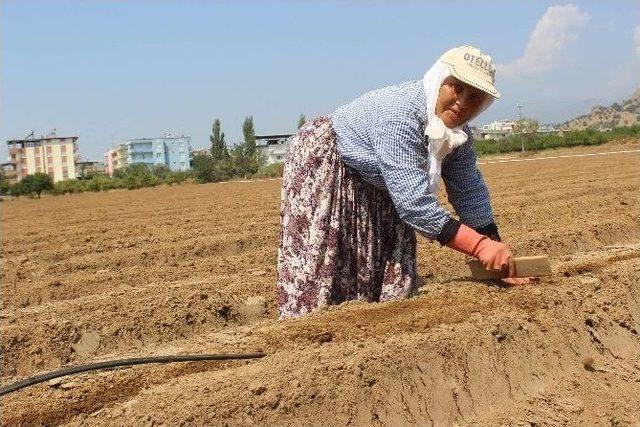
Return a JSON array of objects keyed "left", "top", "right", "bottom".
[{"left": 2, "top": 1, "right": 639, "bottom": 160}]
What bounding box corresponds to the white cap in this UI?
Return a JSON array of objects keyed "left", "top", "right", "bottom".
[{"left": 438, "top": 45, "right": 500, "bottom": 99}]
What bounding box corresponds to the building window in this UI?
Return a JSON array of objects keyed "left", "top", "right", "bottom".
[
  {"left": 46, "top": 146, "right": 52, "bottom": 154},
  {"left": 62, "top": 156, "right": 67, "bottom": 164},
  {"left": 61, "top": 145, "right": 67, "bottom": 154}
]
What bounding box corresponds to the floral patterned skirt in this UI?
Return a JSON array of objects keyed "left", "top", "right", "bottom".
[{"left": 276, "top": 116, "right": 418, "bottom": 319}]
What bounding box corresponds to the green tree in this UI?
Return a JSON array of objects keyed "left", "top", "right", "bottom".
[
  {"left": 10, "top": 181, "right": 25, "bottom": 197},
  {"left": 297, "top": 113, "right": 306, "bottom": 130},
  {"left": 513, "top": 118, "right": 539, "bottom": 152},
  {"left": 232, "top": 116, "right": 260, "bottom": 177},
  {"left": 242, "top": 116, "right": 256, "bottom": 158},
  {"left": 20, "top": 173, "right": 54, "bottom": 198},
  {"left": 192, "top": 153, "right": 215, "bottom": 183},
  {"left": 164, "top": 171, "right": 188, "bottom": 186},
  {"left": 0, "top": 178, "right": 10, "bottom": 195},
  {"left": 123, "top": 163, "right": 151, "bottom": 177},
  {"left": 0, "top": 169, "right": 10, "bottom": 195},
  {"left": 191, "top": 153, "right": 231, "bottom": 183},
  {"left": 210, "top": 119, "right": 229, "bottom": 161},
  {"left": 151, "top": 164, "right": 171, "bottom": 179}
]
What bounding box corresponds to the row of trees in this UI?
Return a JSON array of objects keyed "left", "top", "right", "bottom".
[
  {"left": 474, "top": 124, "right": 640, "bottom": 155},
  {"left": 0, "top": 165, "right": 190, "bottom": 198},
  {"left": 191, "top": 114, "right": 306, "bottom": 183}
]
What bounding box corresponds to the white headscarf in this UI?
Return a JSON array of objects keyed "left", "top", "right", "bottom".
[{"left": 422, "top": 62, "right": 494, "bottom": 192}]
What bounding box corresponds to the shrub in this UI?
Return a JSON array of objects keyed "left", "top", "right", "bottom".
[
  {"left": 254, "top": 162, "right": 284, "bottom": 178},
  {"left": 164, "top": 171, "right": 189, "bottom": 185},
  {"left": 191, "top": 153, "right": 232, "bottom": 183},
  {"left": 151, "top": 165, "right": 172, "bottom": 180},
  {"left": 0, "top": 178, "right": 10, "bottom": 195},
  {"left": 53, "top": 179, "right": 82, "bottom": 194},
  {"left": 10, "top": 181, "right": 25, "bottom": 197}
]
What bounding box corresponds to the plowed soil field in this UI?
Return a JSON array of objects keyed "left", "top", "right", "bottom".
[{"left": 2, "top": 142, "right": 639, "bottom": 426}]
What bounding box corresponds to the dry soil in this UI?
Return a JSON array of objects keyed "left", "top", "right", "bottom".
[{"left": 1, "top": 143, "right": 639, "bottom": 426}]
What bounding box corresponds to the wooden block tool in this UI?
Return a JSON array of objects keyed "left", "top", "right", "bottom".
[{"left": 468, "top": 255, "right": 552, "bottom": 280}]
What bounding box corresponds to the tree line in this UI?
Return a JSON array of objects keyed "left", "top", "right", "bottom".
[
  {"left": 473, "top": 124, "right": 640, "bottom": 155},
  {"left": 191, "top": 114, "right": 306, "bottom": 183}
]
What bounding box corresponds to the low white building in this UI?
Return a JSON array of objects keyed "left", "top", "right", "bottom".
[
  {"left": 482, "top": 120, "right": 515, "bottom": 132},
  {"left": 537, "top": 124, "right": 561, "bottom": 135},
  {"left": 256, "top": 134, "right": 293, "bottom": 166},
  {"left": 475, "top": 120, "right": 516, "bottom": 140}
]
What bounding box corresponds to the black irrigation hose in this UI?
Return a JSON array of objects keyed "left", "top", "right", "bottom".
[{"left": 0, "top": 352, "right": 266, "bottom": 397}]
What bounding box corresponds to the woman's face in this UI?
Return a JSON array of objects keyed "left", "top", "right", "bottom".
[{"left": 435, "top": 76, "right": 488, "bottom": 128}]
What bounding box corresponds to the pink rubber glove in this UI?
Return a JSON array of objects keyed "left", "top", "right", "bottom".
[{"left": 446, "top": 224, "right": 527, "bottom": 283}]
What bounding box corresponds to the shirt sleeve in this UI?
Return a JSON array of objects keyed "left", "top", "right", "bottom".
[
  {"left": 372, "top": 118, "right": 456, "bottom": 241},
  {"left": 441, "top": 130, "right": 496, "bottom": 230}
]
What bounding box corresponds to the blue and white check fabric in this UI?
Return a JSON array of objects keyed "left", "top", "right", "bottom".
[{"left": 331, "top": 80, "right": 495, "bottom": 240}]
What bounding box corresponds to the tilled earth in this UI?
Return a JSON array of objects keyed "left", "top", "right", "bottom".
[{"left": 2, "top": 143, "right": 639, "bottom": 426}]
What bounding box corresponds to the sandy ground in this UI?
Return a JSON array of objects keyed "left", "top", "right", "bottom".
[{"left": 1, "top": 142, "right": 639, "bottom": 426}]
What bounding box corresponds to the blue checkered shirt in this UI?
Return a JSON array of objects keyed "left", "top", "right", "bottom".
[{"left": 331, "top": 80, "right": 495, "bottom": 240}]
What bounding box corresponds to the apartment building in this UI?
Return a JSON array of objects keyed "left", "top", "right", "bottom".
[
  {"left": 6, "top": 135, "right": 79, "bottom": 183},
  {"left": 104, "top": 149, "right": 118, "bottom": 176},
  {"left": 256, "top": 134, "right": 293, "bottom": 166},
  {"left": 127, "top": 135, "right": 191, "bottom": 171},
  {"left": 77, "top": 160, "right": 105, "bottom": 177},
  {"left": 104, "top": 144, "right": 130, "bottom": 176}
]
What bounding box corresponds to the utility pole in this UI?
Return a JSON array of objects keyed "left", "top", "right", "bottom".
[{"left": 517, "top": 104, "right": 524, "bottom": 152}]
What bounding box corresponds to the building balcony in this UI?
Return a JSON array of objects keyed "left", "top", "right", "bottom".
[{"left": 129, "top": 148, "right": 154, "bottom": 154}]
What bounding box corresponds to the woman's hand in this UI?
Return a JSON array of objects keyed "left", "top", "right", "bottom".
[
  {"left": 477, "top": 243, "right": 532, "bottom": 285},
  {"left": 473, "top": 238, "right": 513, "bottom": 274},
  {"left": 447, "top": 224, "right": 531, "bottom": 284},
  {"left": 484, "top": 233, "right": 531, "bottom": 285}
]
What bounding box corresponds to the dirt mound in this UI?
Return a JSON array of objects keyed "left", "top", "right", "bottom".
[{"left": 1, "top": 144, "right": 639, "bottom": 425}]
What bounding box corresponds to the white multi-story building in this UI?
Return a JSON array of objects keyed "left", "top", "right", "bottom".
[
  {"left": 256, "top": 134, "right": 293, "bottom": 166},
  {"left": 473, "top": 120, "right": 517, "bottom": 140},
  {"left": 482, "top": 120, "right": 516, "bottom": 132},
  {"left": 7, "top": 134, "right": 79, "bottom": 183}
]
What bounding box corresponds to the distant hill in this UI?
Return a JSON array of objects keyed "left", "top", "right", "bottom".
[{"left": 560, "top": 89, "right": 640, "bottom": 131}]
